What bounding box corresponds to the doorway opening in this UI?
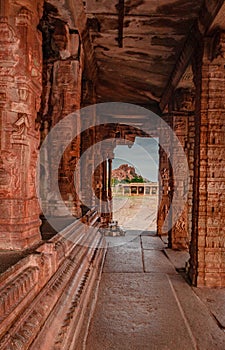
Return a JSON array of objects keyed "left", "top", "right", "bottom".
[{"left": 112, "top": 137, "right": 159, "bottom": 235}]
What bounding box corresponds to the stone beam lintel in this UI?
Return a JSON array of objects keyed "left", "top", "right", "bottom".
[{"left": 160, "top": 0, "right": 225, "bottom": 112}]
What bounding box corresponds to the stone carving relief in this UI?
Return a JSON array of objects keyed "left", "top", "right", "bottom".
[
  {"left": 28, "top": 45, "right": 42, "bottom": 83},
  {"left": 29, "top": 149, "right": 38, "bottom": 196},
  {"left": 15, "top": 6, "right": 42, "bottom": 87},
  {"left": 209, "top": 30, "right": 224, "bottom": 61},
  {"left": 172, "top": 88, "right": 195, "bottom": 112},
  {"left": 0, "top": 267, "right": 38, "bottom": 322},
  {"left": 0, "top": 18, "right": 16, "bottom": 43},
  {"left": 174, "top": 215, "right": 186, "bottom": 233},
  {"left": 0, "top": 150, "right": 19, "bottom": 196},
  {"left": 18, "top": 85, "right": 29, "bottom": 102},
  {"left": 16, "top": 6, "right": 32, "bottom": 26},
  {"left": 0, "top": 91, "right": 6, "bottom": 104},
  {"left": 12, "top": 113, "right": 30, "bottom": 141},
  {"left": 173, "top": 117, "right": 187, "bottom": 134},
  {"left": 174, "top": 161, "right": 188, "bottom": 179},
  {"left": 0, "top": 18, "right": 19, "bottom": 74}
]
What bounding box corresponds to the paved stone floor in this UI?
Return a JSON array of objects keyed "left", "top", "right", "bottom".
[
  {"left": 113, "top": 196, "right": 158, "bottom": 232},
  {"left": 84, "top": 234, "right": 225, "bottom": 350}
]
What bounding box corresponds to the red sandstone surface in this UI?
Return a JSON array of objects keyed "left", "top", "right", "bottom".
[{"left": 0, "top": 0, "right": 225, "bottom": 348}]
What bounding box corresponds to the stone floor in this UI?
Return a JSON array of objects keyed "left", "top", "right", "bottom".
[
  {"left": 113, "top": 196, "right": 158, "bottom": 233},
  {"left": 84, "top": 234, "right": 225, "bottom": 350}
]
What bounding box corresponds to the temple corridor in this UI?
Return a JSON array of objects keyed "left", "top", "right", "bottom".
[
  {"left": 83, "top": 235, "right": 225, "bottom": 350},
  {"left": 1, "top": 0, "right": 225, "bottom": 348}
]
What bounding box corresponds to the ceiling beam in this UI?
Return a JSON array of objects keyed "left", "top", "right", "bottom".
[
  {"left": 207, "top": 2, "right": 225, "bottom": 31},
  {"left": 160, "top": 0, "right": 225, "bottom": 112},
  {"left": 116, "top": 0, "right": 125, "bottom": 48}
]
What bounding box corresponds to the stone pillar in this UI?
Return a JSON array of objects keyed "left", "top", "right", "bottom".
[
  {"left": 108, "top": 158, "right": 112, "bottom": 201},
  {"left": 190, "top": 30, "right": 225, "bottom": 287},
  {"left": 187, "top": 114, "right": 195, "bottom": 241},
  {"left": 79, "top": 77, "right": 97, "bottom": 215},
  {"left": 158, "top": 88, "right": 195, "bottom": 250},
  {"left": 38, "top": 5, "right": 82, "bottom": 218},
  {"left": 107, "top": 157, "right": 113, "bottom": 223},
  {"left": 157, "top": 116, "right": 173, "bottom": 241},
  {"left": 169, "top": 88, "right": 195, "bottom": 250},
  {"left": 0, "top": 1, "right": 44, "bottom": 250},
  {"left": 102, "top": 158, "right": 107, "bottom": 202},
  {"left": 100, "top": 156, "right": 111, "bottom": 226}
]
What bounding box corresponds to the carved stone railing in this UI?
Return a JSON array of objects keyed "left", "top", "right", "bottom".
[
  {"left": 0, "top": 267, "right": 39, "bottom": 322},
  {"left": 0, "top": 255, "right": 40, "bottom": 340},
  {"left": 0, "top": 210, "right": 106, "bottom": 349}
]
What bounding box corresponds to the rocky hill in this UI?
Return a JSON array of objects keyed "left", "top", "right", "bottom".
[{"left": 112, "top": 164, "right": 148, "bottom": 183}]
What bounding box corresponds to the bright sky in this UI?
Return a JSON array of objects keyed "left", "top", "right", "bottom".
[{"left": 112, "top": 137, "right": 159, "bottom": 182}]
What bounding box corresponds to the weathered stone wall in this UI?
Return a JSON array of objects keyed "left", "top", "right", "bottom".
[{"left": 0, "top": 0, "right": 44, "bottom": 250}]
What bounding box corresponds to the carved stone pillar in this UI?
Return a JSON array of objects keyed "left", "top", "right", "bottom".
[
  {"left": 190, "top": 30, "right": 225, "bottom": 287},
  {"left": 157, "top": 115, "right": 172, "bottom": 239},
  {"left": 80, "top": 79, "right": 97, "bottom": 215},
  {"left": 38, "top": 4, "right": 82, "bottom": 218},
  {"left": 80, "top": 124, "right": 96, "bottom": 215},
  {"left": 158, "top": 87, "right": 195, "bottom": 250},
  {"left": 99, "top": 157, "right": 108, "bottom": 227},
  {"left": 187, "top": 114, "right": 195, "bottom": 241},
  {"left": 169, "top": 88, "right": 195, "bottom": 250},
  {"left": 0, "top": 1, "right": 44, "bottom": 250}
]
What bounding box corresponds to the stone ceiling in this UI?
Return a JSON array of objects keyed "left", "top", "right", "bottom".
[{"left": 85, "top": 0, "right": 204, "bottom": 108}]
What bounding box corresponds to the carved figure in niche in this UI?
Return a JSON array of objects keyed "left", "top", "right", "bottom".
[
  {"left": 0, "top": 151, "right": 19, "bottom": 195},
  {"left": 29, "top": 150, "right": 38, "bottom": 196},
  {"left": 12, "top": 113, "right": 30, "bottom": 140},
  {"left": 0, "top": 18, "right": 19, "bottom": 65},
  {"left": 0, "top": 18, "right": 16, "bottom": 43},
  {"left": 28, "top": 41, "right": 42, "bottom": 82},
  {"left": 16, "top": 6, "right": 32, "bottom": 25}
]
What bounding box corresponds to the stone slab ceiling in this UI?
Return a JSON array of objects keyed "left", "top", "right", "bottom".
[{"left": 85, "top": 0, "right": 204, "bottom": 106}]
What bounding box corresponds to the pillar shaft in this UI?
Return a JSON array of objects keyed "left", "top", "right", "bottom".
[
  {"left": 157, "top": 115, "right": 173, "bottom": 243},
  {"left": 38, "top": 6, "right": 82, "bottom": 218},
  {"left": 190, "top": 32, "right": 225, "bottom": 287},
  {"left": 158, "top": 88, "right": 195, "bottom": 250},
  {"left": 108, "top": 158, "right": 112, "bottom": 201},
  {"left": 0, "top": 1, "right": 43, "bottom": 249}
]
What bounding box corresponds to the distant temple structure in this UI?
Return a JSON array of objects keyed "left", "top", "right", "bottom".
[
  {"left": 113, "top": 182, "right": 159, "bottom": 196},
  {"left": 0, "top": 0, "right": 225, "bottom": 348}
]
